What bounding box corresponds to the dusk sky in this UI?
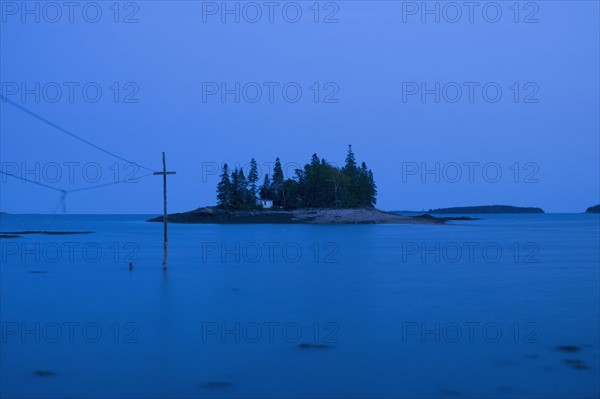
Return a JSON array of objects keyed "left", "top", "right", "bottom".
[{"left": 1, "top": 1, "right": 598, "bottom": 214}]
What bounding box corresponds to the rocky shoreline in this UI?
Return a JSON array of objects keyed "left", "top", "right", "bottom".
[{"left": 147, "top": 207, "right": 453, "bottom": 225}]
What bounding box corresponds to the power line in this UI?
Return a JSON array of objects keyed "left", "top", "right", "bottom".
[
  {"left": 0, "top": 95, "right": 157, "bottom": 173},
  {"left": 67, "top": 172, "right": 155, "bottom": 193},
  {"left": 0, "top": 170, "right": 66, "bottom": 193},
  {"left": 0, "top": 170, "right": 155, "bottom": 195}
]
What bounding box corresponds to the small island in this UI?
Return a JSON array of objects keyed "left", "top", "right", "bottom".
[
  {"left": 428, "top": 205, "right": 545, "bottom": 214},
  {"left": 586, "top": 204, "right": 600, "bottom": 213},
  {"left": 149, "top": 146, "right": 447, "bottom": 225}
]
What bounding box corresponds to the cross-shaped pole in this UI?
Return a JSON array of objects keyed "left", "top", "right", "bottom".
[{"left": 154, "top": 152, "right": 176, "bottom": 270}]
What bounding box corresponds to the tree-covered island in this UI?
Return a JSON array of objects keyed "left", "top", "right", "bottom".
[{"left": 216, "top": 145, "right": 377, "bottom": 210}]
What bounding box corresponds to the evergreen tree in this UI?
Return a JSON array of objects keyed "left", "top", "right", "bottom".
[
  {"left": 282, "top": 179, "right": 300, "bottom": 210},
  {"left": 342, "top": 145, "right": 359, "bottom": 207},
  {"left": 230, "top": 168, "right": 241, "bottom": 209},
  {"left": 259, "top": 174, "right": 272, "bottom": 200},
  {"left": 237, "top": 168, "right": 251, "bottom": 209},
  {"left": 343, "top": 144, "right": 357, "bottom": 173},
  {"left": 271, "top": 158, "right": 284, "bottom": 207},
  {"left": 356, "top": 162, "right": 374, "bottom": 207},
  {"left": 216, "top": 164, "right": 232, "bottom": 209},
  {"left": 248, "top": 158, "right": 259, "bottom": 201},
  {"left": 368, "top": 169, "right": 377, "bottom": 206},
  {"left": 230, "top": 168, "right": 252, "bottom": 209}
]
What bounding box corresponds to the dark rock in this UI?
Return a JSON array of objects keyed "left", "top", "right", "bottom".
[
  {"left": 557, "top": 345, "right": 581, "bottom": 353},
  {"left": 1, "top": 231, "right": 93, "bottom": 235},
  {"left": 298, "top": 343, "right": 333, "bottom": 349},
  {"left": 438, "top": 388, "right": 462, "bottom": 396},
  {"left": 201, "top": 381, "right": 233, "bottom": 389},
  {"left": 414, "top": 214, "right": 478, "bottom": 222},
  {"left": 33, "top": 370, "right": 56, "bottom": 377},
  {"left": 564, "top": 359, "right": 590, "bottom": 370}
]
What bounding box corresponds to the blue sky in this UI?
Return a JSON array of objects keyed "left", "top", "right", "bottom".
[{"left": 1, "top": 1, "right": 599, "bottom": 213}]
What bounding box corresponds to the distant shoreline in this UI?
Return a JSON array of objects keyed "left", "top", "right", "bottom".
[
  {"left": 428, "top": 205, "right": 545, "bottom": 214},
  {"left": 147, "top": 207, "right": 456, "bottom": 225}
]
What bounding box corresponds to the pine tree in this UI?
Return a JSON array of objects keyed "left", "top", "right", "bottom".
[
  {"left": 259, "top": 174, "right": 272, "bottom": 200},
  {"left": 355, "top": 162, "right": 368, "bottom": 206},
  {"left": 240, "top": 168, "right": 255, "bottom": 208},
  {"left": 248, "top": 158, "right": 259, "bottom": 201},
  {"left": 271, "top": 158, "right": 284, "bottom": 207},
  {"left": 282, "top": 179, "right": 300, "bottom": 209},
  {"left": 230, "top": 168, "right": 241, "bottom": 209},
  {"left": 368, "top": 169, "right": 377, "bottom": 206},
  {"left": 216, "top": 164, "right": 232, "bottom": 209},
  {"left": 343, "top": 145, "right": 357, "bottom": 174},
  {"left": 343, "top": 145, "right": 359, "bottom": 207}
]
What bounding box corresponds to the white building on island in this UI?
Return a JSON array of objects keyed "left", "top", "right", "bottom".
[{"left": 257, "top": 198, "right": 273, "bottom": 209}]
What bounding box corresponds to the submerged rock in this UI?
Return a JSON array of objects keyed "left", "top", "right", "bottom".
[
  {"left": 1, "top": 231, "right": 93, "bottom": 235},
  {"left": 298, "top": 343, "right": 333, "bottom": 349},
  {"left": 564, "top": 359, "right": 590, "bottom": 370},
  {"left": 33, "top": 370, "right": 56, "bottom": 377},
  {"left": 201, "top": 381, "right": 233, "bottom": 389},
  {"left": 438, "top": 388, "right": 462, "bottom": 396},
  {"left": 556, "top": 345, "right": 581, "bottom": 353}
]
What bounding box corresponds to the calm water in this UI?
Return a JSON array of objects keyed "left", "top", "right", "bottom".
[{"left": 1, "top": 214, "right": 599, "bottom": 398}]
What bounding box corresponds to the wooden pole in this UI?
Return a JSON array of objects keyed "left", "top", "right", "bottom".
[
  {"left": 161, "top": 152, "right": 168, "bottom": 269},
  {"left": 154, "top": 152, "right": 176, "bottom": 270}
]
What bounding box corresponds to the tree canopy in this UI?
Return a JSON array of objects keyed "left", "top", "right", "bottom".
[{"left": 216, "top": 146, "right": 377, "bottom": 210}]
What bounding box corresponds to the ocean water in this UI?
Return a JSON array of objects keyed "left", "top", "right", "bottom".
[{"left": 0, "top": 213, "right": 598, "bottom": 398}]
